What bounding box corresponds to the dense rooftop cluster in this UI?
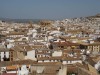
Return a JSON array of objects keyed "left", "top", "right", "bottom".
[{"left": 0, "top": 14, "right": 100, "bottom": 75}]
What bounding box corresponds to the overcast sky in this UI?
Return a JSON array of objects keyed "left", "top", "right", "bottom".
[{"left": 0, "top": 0, "right": 100, "bottom": 20}]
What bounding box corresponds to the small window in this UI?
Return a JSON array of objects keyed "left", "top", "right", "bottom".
[
  {"left": 11, "top": 58, "right": 13, "bottom": 61},
  {"left": 10, "top": 51, "right": 13, "bottom": 55},
  {"left": 11, "top": 54, "right": 13, "bottom": 57},
  {"left": 24, "top": 51, "right": 27, "bottom": 56},
  {"left": 61, "top": 46, "right": 64, "bottom": 48},
  {"left": 38, "top": 55, "right": 40, "bottom": 57}
]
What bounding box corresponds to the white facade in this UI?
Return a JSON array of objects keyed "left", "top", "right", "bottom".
[
  {"left": 62, "top": 60, "right": 82, "bottom": 65},
  {"left": 0, "top": 52, "right": 9, "bottom": 61},
  {"left": 44, "top": 60, "right": 50, "bottom": 62},
  {"left": 18, "top": 65, "right": 29, "bottom": 75},
  {"left": 52, "top": 51, "right": 62, "bottom": 57},
  {"left": 57, "top": 66, "right": 67, "bottom": 75},
  {"left": 62, "top": 61, "right": 67, "bottom": 64},
  {"left": 95, "top": 60, "right": 100, "bottom": 71},
  {"left": 7, "top": 43, "right": 14, "bottom": 49},
  {"left": 25, "top": 50, "right": 36, "bottom": 61}
]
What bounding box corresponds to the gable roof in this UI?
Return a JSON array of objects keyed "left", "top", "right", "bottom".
[
  {"left": 0, "top": 60, "right": 36, "bottom": 67},
  {"left": 0, "top": 45, "right": 9, "bottom": 52}
]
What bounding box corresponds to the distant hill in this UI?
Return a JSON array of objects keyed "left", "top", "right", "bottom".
[
  {"left": 0, "top": 18, "right": 43, "bottom": 24},
  {"left": 87, "top": 14, "right": 100, "bottom": 18}
]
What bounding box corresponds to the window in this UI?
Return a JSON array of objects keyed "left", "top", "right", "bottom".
[
  {"left": 24, "top": 51, "right": 27, "bottom": 56},
  {"left": 4, "top": 52, "right": 6, "bottom": 54},
  {"left": 35, "top": 55, "right": 37, "bottom": 58},
  {"left": 41, "top": 55, "right": 43, "bottom": 57},
  {"left": 11, "top": 52, "right": 13, "bottom": 54},
  {"left": 0, "top": 53, "right": 1, "bottom": 61},
  {"left": 10, "top": 51, "right": 13, "bottom": 57},
  {"left": 61, "top": 46, "right": 64, "bottom": 48},
  {"left": 38, "top": 55, "right": 40, "bottom": 57},
  {"left": 11, "top": 54, "right": 13, "bottom": 57},
  {"left": 11, "top": 58, "right": 13, "bottom": 61}
]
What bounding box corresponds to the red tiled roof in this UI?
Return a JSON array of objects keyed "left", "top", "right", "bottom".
[
  {"left": 62, "top": 56, "right": 81, "bottom": 61},
  {"left": 53, "top": 41, "right": 79, "bottom": 46},
  {"left": 2, "top": 73, "right": 17, "bottom": 75},
  {"left": 6, "top": 66, "right": 17, "bottom": 70},
  {"left": 37, "top": 57, "right": 62, "bottom": 61},
  {"left": 0, "top": 60, "right": 36, "bottom": 67},
  {"left": 67, "top": 65, "right": 78, "bottom": 73},
  {"left": 37, "top": 56, "right": 81, "bottom": 61}
]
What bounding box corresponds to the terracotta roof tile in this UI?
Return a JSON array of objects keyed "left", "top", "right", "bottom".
[
  {"left": 2, "top": 73, "right": 17, "bottom": 75},
  {"left": 53, "top": 41, "right": 79, "bottom": 46},
  {"left": 6, "top": 65, "right": 17, "bottom": 70}
]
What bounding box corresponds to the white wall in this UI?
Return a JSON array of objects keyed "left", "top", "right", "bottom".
[
  {"left": 25, "top": 50, "right": 36, "bottom": 61},
  {"left": 62, "top": 61, "right": 67, "bottom": 64},
  {"left": 44, "top": 60, "right": 50, "bottom": 62},
  {"left": 71, "top": 60, "right": 82, "bottom": 64},
  {"left": 6, "top": 52, "right": 9, "bottom": 58},
  {"left": 1, "top": 52, "right": 4, "bottom": 61},
  {"left": 57, "top": 66, "right": 67, "bottom": 75},
  {"left": 0, "top": 52, "right": 9, "bottom": 61},
  {"left": 7, "top": 43, "right": 14, "bottom": 49},
  {"left": 95, "top": 61, "right": 100, "bottom": 70},
  {"left": 52, "top": 51, "right": 62, "bottom": 57},
  {"left": 7, "top": 71, "right": 17, "bottom": 73},
  {"left": 62, "top": 60, "right": 82, "bottom": 64},
  {"left": 38, "top": 61, "right": 43, "bottom": 62},
  {"left": 18, "top": 65, "right": 29, "bottom": 75}
]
